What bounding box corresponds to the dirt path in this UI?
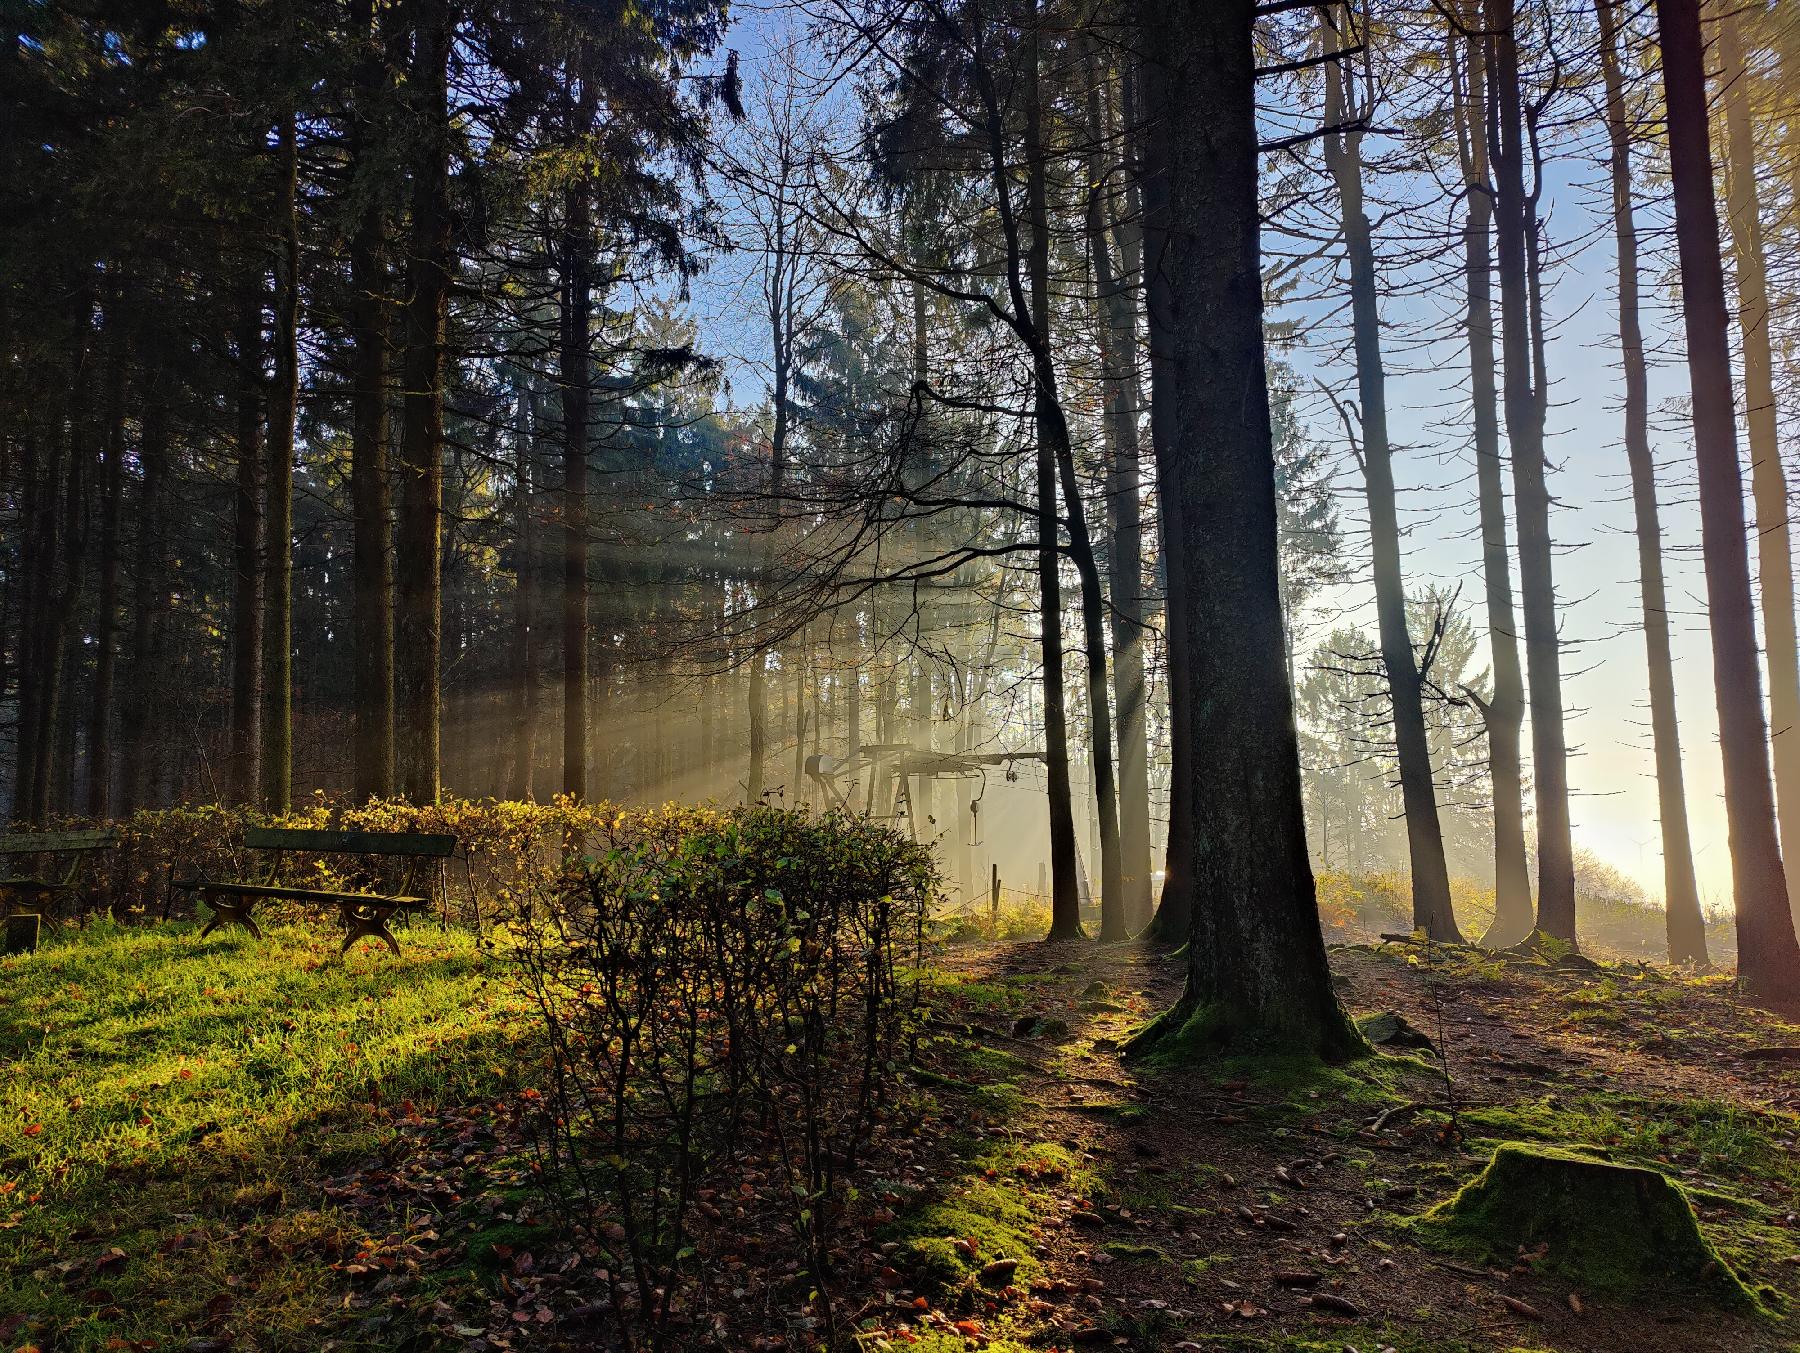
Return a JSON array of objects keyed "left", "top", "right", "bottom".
[{"left": 882, "top": 938, "right": 1800, "bottom": 1352}]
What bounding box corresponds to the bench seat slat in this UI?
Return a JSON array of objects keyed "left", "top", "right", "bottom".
[
  {"left": 181, "top": 881, "right": 427, "bottom": 908},
  {"left": 0, "top": 830, "right": 118, "bottom": 854},
  {"left": 241, "top": 827, "right": 456, "bottom": 858}
]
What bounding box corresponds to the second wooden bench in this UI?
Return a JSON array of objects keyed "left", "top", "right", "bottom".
[{"left": 174, "top": 827, "right": 456, "bottom": 955}]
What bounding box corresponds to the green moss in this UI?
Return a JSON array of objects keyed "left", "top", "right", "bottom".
[
  {"left": 1180, "top": 1254, "right": 1227, "bottom": 1284},
  {"left": 883, "top": 1140, "right": 1088, "bottom": 1296},
  {"left": 1069, "top": 1098, "right": 1148, "bottom": 1123},
  {"left": 466, "top": 1220, "right": 557, "bottom": 1271},
  {"left": 1405, "top": 1142, "right": 1756, "bottom": 1306},
  {"left": 1125, "top": 996, "right": 1368, "bottom": 1070},
  {"left": 973, "top": 1080, "right": 1026, "bottom": 1116},
  {"left": 954, "top": 1044, "right": 1031, "bottom": 1080},
  {"left": 885, "top": 1335, "right": 1036, "bottom": 1353}
]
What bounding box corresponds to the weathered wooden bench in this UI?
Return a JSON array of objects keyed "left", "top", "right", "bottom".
[
  {"left": 174, "top": 827, "right": 456, "bottom": 956},
  {"left": 0, "top": 829, "right": 118, "bottom": 934}
]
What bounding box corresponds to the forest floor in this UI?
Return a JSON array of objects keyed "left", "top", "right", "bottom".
[
  {"left": 8, "top": 921, "right": 1800, "bottom": 1351},
  {"left": 886, "top": 937, "right": 1800, "bottom": 1353}
]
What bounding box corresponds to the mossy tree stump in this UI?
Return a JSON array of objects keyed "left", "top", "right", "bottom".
[{"left": 1409, "top": 1143, "right": 1753, "bottom": 1305}]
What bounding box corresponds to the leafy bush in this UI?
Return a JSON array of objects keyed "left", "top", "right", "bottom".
[{"left": 509, "top": 804, "right": 937, "bottom": 1349}]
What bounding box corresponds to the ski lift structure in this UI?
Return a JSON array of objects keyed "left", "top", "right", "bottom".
[{"left": 804, "top": 742, "right": 1045, "bottom": 844}]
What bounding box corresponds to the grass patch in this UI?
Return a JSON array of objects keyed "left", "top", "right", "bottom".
[
  {"left": 0, "top": 918, "right": 522, "bottom": 1349},
  {"left": 1462, "top": 1091, "right": 1800, "bottom": 1195}
]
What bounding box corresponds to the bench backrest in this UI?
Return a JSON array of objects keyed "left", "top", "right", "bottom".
[
  {"left": 0, "top": 829, "right": 118, "bottom": 855},
  {"left": 242, "top": 827, "right": 457, "bottom": 858}
]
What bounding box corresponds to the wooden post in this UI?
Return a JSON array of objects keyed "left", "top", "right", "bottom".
[{"left": 990, "top": 863, "right": 1001, "bottom": 937}]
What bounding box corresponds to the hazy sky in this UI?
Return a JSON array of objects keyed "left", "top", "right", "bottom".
[
  {"left": 1282, "top": 150, "right": 1751, "bottom": 911},
  {"left": 693, "top": 9, "right": 1778, "bottom": 909}
]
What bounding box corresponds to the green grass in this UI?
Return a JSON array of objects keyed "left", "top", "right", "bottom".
[
  {"left": 0, "top": 918, "right": 522, "bottom": 1349},
  {"left": 1461, "top": 1091, "right": 1800, "bottom": 1196}
]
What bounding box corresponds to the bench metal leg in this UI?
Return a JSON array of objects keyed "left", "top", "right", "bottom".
[
  {"left": 4, "top": 914, "right": 40, "bottom": 955},
  {"left": 1, "top": 887, "right": 59, "bottom": 929},
  {"left": 339, "top": 906, "right": 402, "bottom": 956},
  {"left": 199, "top": 895, "right": 263, "bottom": 941}
]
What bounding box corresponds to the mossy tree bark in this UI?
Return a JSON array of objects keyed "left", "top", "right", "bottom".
[
  {"left": 1136, "top": 0, "right": 1358, "bottom": 1054},
  {"left": 120, "top": 388, "right": 168, "bottom": 812}
]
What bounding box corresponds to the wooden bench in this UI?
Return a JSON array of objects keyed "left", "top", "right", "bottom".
[
  {"left": 0, "top": 829, "right": 118, "bottom": 931},
  {"left": 174, "top": 827, "right": 456, "bottom": 956}
]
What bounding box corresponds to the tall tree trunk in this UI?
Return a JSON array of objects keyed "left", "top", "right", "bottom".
[
  {"left": 261, "top": 103, "right": 299, "bottom": 813},
  {"left": 1085, "top": 49, "right": 1153, "bottom": 935},
  {"left": 1595, "top": 0, "right": 1708, "bottom": 964},
  {"left": 1449, "top": 22, "right": 1533, "bottom": 946},
  {"left": 396, "top": 0, "right": 453, "bottom": 803},
  {"left": 1012, "top": 0, "right": 1082, "bottom": 939},
  {"left": 1138, "top": 0, "right": 1357, "bottom": 1054},
  {"left": 1484, "top": 0, "right": 1576, "bottom": 944},
  {"left": 229, "top": 288, "right": 264, "bottom": 807},
  {"left": 1139, "top": 44, "right": 1193, "bottom": 946},
  {"left": 350, "top": 0, "right": 395, "bottom": 803},
  {"left": 32, "top": 374, "right": 87, "bottom": 822},
  {"left": 12, "top": 432, "right": 45, "bottom": 821},
  {"left": 510, "top": 379, "right": 540, "bottom": 800},
  {"left": 560, "top": 169, "right": 591, "bottom": 801},
  {"left": 86, "top": 320, "right": 127, "bottom": 819},
  {"left": 1719, "top": 9, "right": 1800, "bottom": 938},
  {"left": 1025, "top": 247, "right": 1124, "bottom": 937},
  {"left": 1137, "top": 50, "right": 1195, "bottom": 942},
  {"left": 1653, "top": 0, "right": 1800, "bottom": 997},
  {"left": 1323, "top": 36, "right": 1460, "bottom": 942},
  {"left": 121, "top": 396, "right": 168, "bottom": 812}
]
